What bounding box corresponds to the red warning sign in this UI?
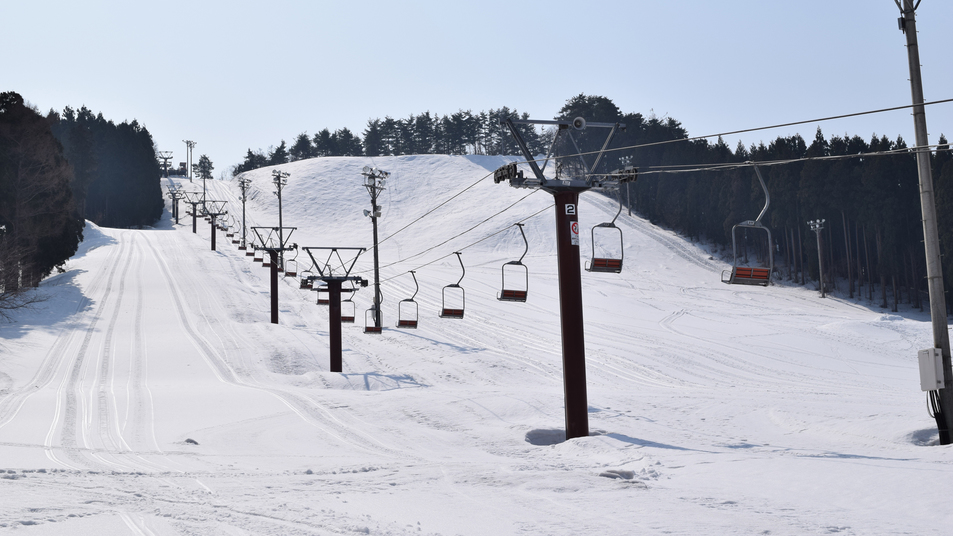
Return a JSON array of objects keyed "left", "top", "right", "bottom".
[{"left": 570, "top": 221, "right": 579, "bottom": 245}]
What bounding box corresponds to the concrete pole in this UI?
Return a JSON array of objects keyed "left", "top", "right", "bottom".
[{"left": 900, "top": 0, "right": 953, "bottom": 444}]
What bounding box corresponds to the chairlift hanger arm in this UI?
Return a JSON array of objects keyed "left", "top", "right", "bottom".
[{"left": 750, "top": 163, "right": 770, "bottom": 224}]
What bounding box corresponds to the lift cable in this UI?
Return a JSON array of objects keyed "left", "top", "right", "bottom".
[
  {"left": 515, "top": 97, "right": 953, "bottom": 171},
  {"left": 373, "top": 169, "right": 498, "bottom": 248},
  {"left": 377, "top": 200, "right": 553, "bottom": 285},
  {"left": 615, "top": 141, "right": 950, "bottom": 178}
]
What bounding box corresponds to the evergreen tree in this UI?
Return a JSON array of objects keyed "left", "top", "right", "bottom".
[
  {"left": 0, "top": 91, "right": 83, "bottom": 294},
  {"left": 268, "top": 141, "right": 289, "bottom": 165},
  {"left": 289, "top": 132, "right": 314, "bottom": 161}
]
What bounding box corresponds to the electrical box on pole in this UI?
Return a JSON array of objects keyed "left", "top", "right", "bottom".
[
  {"left": 919, "top": 348, "right": 945, "bottom": 392},
  {"left": 494, "top": 116, "right": 633, "bottom": 440}
]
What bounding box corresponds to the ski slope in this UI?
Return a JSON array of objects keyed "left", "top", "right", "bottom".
[{"left": 0, "top": 154, "right": 949, "bottom": 535}]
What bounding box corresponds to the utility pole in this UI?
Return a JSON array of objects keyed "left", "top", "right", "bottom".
[
  {"left": 272, "top": 170, "right": 290, "bottom": 271},
  {"left": 897, "top": 0, "right": 953, "bottom": 444},
  {"left": 362, "top": 166, "right": 389, "bottom": 329},
  {"left": 182, "top": 140, "right": 196, "bottom": 182},
  {"left": 238, "top": 177, "right": 251, "bottom": 251},
  {"left": 808, "top": 219, "right": 826, "bottom": 298},
  {"left": 495, "top": 116, "right": 630, "bottom": 440}
]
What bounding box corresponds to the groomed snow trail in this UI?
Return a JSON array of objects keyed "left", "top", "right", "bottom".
[{"left": 0, "top": 155, "right": 950, "bottom": 535}]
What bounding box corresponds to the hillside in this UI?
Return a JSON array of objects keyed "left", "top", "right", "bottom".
[{"left": 0, "top": 154, "right": 948, "bottom": 535}]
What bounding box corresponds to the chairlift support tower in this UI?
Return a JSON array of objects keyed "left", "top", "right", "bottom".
[
  {"left": 495, "top": 116, "right": 632, "bottom": 440},
  {"left": 167, "top": 185, "right": 184, "bottom": 225},
  {"left": 252, "top": 226, "right": 298, "bottom": 324},
  {"left": 158, "top": 151, "right": 174, "bottom": 178},
  {"left": 302, "top": 247, "right": 368, "bottom": 372},
  {"left": 181, "top": 191, "right": 204, "bottom": 234},
  {"left": 204, "top": 200, "right": 229, "bottom": 251}
]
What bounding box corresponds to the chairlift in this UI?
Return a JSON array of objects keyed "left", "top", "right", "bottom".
[
  {"left": 439, "top": 252, "right": 466, "bottom": 319},
  {"left": 316, "top": 283, "right": 329, "bottom": 305},
  {"left": 722, "top": 164, "right": 773, "bottom": 286},
  {"left": 284, "top": 259, "right": 298, "bottom": 278},
  {"left": 341, "top": 283, "right": 357, "bottom": 323},
  {"left": 299, "top": 269, "right": 314, "bottom": 290},
  {"left": 253, "top": 248, "right": 263, "bottom": 263},
  {"left": 586, "top": 193, "right": 624, "bottom": 273},
  {"left": 261, "top": 251, "right": 271, "bottom": 267},
  {"left": 498, "top": 223, "right": 529, "bottom": 302},
  {"left": 396, "top": 271, "right": 419, "bottom": 328},
  {"left": 364, "top": 307, "right": 382, "bottom": 334}
]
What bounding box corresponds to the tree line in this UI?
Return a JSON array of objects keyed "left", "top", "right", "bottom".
[
  {"left": 0, "top": 91, "right": 162, "bottom": 314},
  {"left": 233, "top": 107, "right": 548, "bottom": 175}
]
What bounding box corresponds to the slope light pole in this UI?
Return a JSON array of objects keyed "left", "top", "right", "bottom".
[
  {"left": 808, "top": 219, "right": 826, "bottom": 298},
  {"left": 495, "top": 117, "right": 631, "bottom": 440},
  {"left": 238, "top": 177, "right": 251, "bottom": 251},
  {"left": 182, "top": 140, "right": 196, "bottom": 182},
  {"left": 273, "top": 170, "right": 290, "bottom": 271},
  {"left": 897, "top": 0, "right": 953, "bottom": 444},
  {"left": 362, "top": 166, "right": 389, "bottom": 329}
]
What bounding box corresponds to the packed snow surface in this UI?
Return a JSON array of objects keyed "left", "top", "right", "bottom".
[{"left": 0, "top": 155, "right": 949, "bottom": 535}]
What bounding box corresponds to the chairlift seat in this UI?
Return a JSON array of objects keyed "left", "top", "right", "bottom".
[
  {"left": 498, "top": 289, "right": 528, "bottom": 302},
  {"left": 397, "top": 319, "right": 418, "bottom": 328},
  {"left": 440, "top": 308, "right": 465, "bottom": 319},
  {"left": 364, "top": 326, "right": 382, "bottom": 334},
  {"left": 588, "top": 258, "right": 623, "bottom": 273},
  {"left": 299, "top": 279, "right": 312, "bottom": 290},
  {"left": 341, "top": 315, "right": 355, "bottom": 323},
  {"left": 726, "top": 266, "right": 770, "bottom": 286}
]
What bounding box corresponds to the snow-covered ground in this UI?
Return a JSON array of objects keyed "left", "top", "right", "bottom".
[{"left": 0, "top": 155, "right": 949, "bottom": 535}]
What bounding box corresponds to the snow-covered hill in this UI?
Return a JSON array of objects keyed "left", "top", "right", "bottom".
[{"left": 0, "top": 155, "right": 949, "bottom": 535}]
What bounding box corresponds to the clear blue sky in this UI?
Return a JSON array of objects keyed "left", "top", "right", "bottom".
[{"left": 5, "top": 1, "right": 952, "bottom": 175}]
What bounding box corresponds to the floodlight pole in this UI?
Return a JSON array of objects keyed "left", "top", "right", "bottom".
[
  {"left": 238, "top": 177, "right": 251, "bottom": 250},
  {"left": 273, "top": 170, "right": 290, "bottom": 270},
  {"left": 183, "top": 140, "right": 196, "bottom": 182},
  {"left": 897, "top": 0, "right": 953, "bottom": 444},
  {"left": 496, "top": 117, "right": 628, "bottom": 441},
  {"left": 363, "top": 167, "right": 389, "bottom": 329},
  {"left": 808, "top": 219, "right": 826, "bottom": 298}
]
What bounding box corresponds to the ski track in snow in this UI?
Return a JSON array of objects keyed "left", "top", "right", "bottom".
[{"left": 0, "top": 155, "right": 949, "bottom": 535}]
